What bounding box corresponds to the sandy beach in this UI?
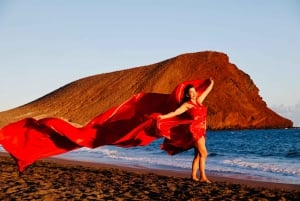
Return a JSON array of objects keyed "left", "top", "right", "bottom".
[{"left": 0, "top": 153, "right": 299, "bottom": 201}]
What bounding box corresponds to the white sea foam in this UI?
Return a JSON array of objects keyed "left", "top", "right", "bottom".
[
  {"left": 0, "top": 145, "right": 4, "bottom": 152},
  {"left": 223, "top": 158, "right": 300, "bottom": 176},
  {"left": 56, "top": 146, "right": 192, "bottom": 170}
]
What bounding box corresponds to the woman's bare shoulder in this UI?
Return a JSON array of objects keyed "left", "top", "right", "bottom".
[{"left": 182, "top": 101, "right": 194, "bottom": 109}]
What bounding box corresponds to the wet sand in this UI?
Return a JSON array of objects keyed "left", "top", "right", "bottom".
[{"left": 0, "top": 153, "right": 299, "bottom": 200}]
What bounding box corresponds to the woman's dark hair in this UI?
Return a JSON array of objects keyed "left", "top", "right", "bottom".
[{"left": 180, "top": 84, "right": 194, "bottom": 105}]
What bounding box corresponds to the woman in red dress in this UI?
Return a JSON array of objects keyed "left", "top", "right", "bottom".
[
  {"left": 0, "top": 78, "right": 213, "bottom": 175},
  {"left": 159, "top": 78, "right": 214, "bottom": 183}
]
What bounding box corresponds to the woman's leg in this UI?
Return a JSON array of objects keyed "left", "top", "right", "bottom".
[
  {"left": 191, "top": 148, "right": 200, "bottom": 181},
  {"left": 194, "top": 136, "right": 211, "bottom": 183}
]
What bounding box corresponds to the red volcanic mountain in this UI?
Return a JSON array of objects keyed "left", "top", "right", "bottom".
[{"left": 0, "top": 51, "right": 293, "bottom": 129}]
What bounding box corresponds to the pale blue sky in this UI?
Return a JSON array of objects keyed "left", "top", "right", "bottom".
[{"left": 0, "top": 1, "right": 299, "bottom": 126}]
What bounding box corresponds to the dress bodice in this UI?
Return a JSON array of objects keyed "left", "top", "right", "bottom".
[{"left": 186, "top": 101, "right": 207, "bottom": 120}]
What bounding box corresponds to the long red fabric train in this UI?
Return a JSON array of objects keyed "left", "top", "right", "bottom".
[{"left": 0, "top": 79, "right": 211, "bottom": 172}]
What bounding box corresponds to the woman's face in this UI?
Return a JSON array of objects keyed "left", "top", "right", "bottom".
[{"left": 188, "top": 87, "right": 197, "bottom": 100}]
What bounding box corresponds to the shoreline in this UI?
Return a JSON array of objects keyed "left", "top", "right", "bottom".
[
  {"left": 1, "top": 153, "right": 299, "bottom": 200},
  {"left": 46, "top": 157, "right": 300, "bottom": 191},
  {"left": 1, "top": 151, "right": 299, "bottom": 192},
  {"left": 50, "top": 158, "right": 300, "bottom": 191}
]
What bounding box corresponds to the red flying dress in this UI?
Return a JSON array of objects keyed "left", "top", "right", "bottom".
[{"left": 0, "top": 79, "right": 211, "bottom": 172}]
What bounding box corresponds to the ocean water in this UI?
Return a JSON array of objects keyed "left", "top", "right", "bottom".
[{"left": 1, "top": 129, "right": 300, "bottom": 185}]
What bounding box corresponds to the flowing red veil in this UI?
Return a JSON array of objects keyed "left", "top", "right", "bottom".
[{"left": 0, "top": 79, "right": 211, "bottom": 172}]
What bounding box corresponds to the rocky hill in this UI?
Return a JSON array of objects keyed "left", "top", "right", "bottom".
[{"left": 0, "top": 51, "right": 293, "bottom": 129}]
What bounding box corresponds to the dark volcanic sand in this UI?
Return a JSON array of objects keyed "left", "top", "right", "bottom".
[{"left": 0, "top": 155, "right": 299, "bottom": 201}]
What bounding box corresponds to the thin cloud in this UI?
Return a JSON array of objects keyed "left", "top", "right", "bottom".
[{"left": 271, "top": 101, "right": 300, "bottom": 127}]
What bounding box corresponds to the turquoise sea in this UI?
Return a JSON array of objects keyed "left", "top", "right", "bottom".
[{"left": 1, "top": 128, "right": 299, "bottom": 185}]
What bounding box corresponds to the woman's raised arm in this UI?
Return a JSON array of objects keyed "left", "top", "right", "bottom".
[{"left": 197, "top": 78, "right": 214, "bottom": 104}]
